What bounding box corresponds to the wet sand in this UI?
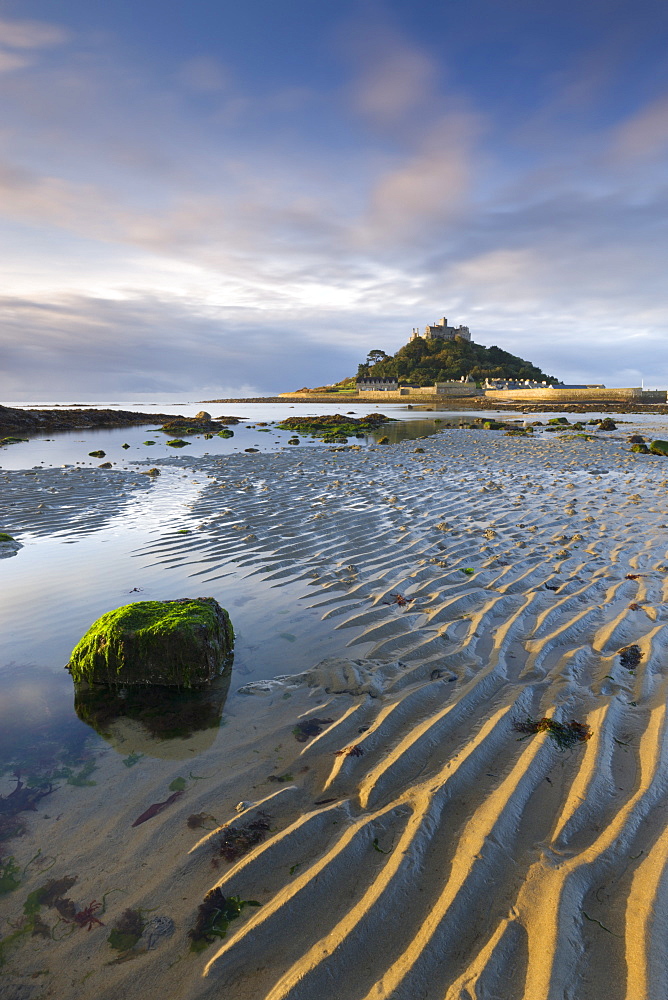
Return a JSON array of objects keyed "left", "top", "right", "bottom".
[{"left": 3, "top": 423, "right": 668, "bottom": 999}]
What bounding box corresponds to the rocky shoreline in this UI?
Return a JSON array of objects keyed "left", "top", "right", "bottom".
[{"left": 0, "top": 404, "right": 180, "bottom": 434}]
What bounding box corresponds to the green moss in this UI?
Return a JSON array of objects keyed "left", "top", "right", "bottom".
[
  {"left": 217, "top": 428, "right": 234, "bottom": 438},
  {"left": 0, "top": 437, "right": 28, "bottom": 446},
  {"left": 0, "top": 532, "right": 15, "bottom": 542},
  {"left": 89, "top": 450, "right": 105, "bottom": 458},
  {"left": 277, "top": 413, "right": 392, "bottom": 437},
  {"left": 67, "top": 598, "right": 234, "bottom": 688},
  {"left": 143, "top": 440, "right": 156, "bottom": 445},
  {"left": 166, "top": 439, "right": 190, "bottom": 447},
  {"left": 650, "top": 440, "right": 668, "bottom": 456}
]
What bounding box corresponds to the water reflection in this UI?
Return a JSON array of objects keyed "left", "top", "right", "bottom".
[{"left": 72, "top": 670, "right": 232, "bottom": 760}]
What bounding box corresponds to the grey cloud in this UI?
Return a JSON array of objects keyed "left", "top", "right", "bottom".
[{"left": 0, "top": 295, "right": 364, "bottom": 400}]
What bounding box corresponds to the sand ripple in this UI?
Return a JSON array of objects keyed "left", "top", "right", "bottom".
[{"left": 5, "top": 429, "right": 668, "bottom": 999}]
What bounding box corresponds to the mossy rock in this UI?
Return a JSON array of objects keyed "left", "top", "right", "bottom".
[
  {"left": 1, "top": 437, "right": 28, "bottom": 445},
  {"left": 166, "top": 439, "right": 190, "bottom": 448},
  {"left": 650, "top": 440, "right": 668, "bottom": 456},
  {"left": 482, "top": 420, "right": 504, "bottom": 430},
  {"left": 89, "top": 450, "right": 106, "bottom": 458},
  {"left": 631, "top": 443, "right": 650, "bottom": 453},
  {"left": 597, "top": 418, "right": 617, "bottom": 431},
  {"left": 217, "top": 429, "right": 234, "bottom": 438},
  {"left": 67, "top": 598, "right": 234, "bottom": 688},
  {"left": 548, "top": 417, "right": 570, "bottom": 425}
]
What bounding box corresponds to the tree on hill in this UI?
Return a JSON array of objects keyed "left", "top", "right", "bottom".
[{"left": 355, "top": 335, "right": 556, "bottom": 386}]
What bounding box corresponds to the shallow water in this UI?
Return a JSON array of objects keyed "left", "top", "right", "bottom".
[
  {"left": 3, "top": 403, "right": 668, "bottom": 997},
  {"left": 0, "top": 403, "right": 664, "bottom": 781}
]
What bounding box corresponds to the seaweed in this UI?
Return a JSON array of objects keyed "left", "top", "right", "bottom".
[
  {"left": 277, "top": 414, "right": 392, "bottom": 437},
  {"left": 619, "top": 645, "right": 643, "bottom": 670},
  {"left": 0, "top": 856, "right": 21, "bottom": 895},
  {"left": 24, "top": 876, "right": 78, "bottom": 914},
  {"left": 335, "top": 745, "right": 364, "bottom": 758},
  {"left": 122, "top": 753, "right": 143, "bottom": 768},
  {"left": 132, "top": 790, "right": 184, "bottom": 827},
  {"left": 217, "top": 813, "right": 271, "bottom": 863},
  {"left": 188, "top": 888, "right": 260, "bottom": 952},
  {"left": 291, "top": 718, "right": 334, "bottom": 743},
  {"left": 513, "top": 716, "right": 592, "bottom": 749},
  {"left": 107, "top": 908, "right": 145, "bottom": 954},
  {"left": 267, "top": 773, "right": 294, "bottom": 783},
  {"left": 187, "top": 812, "right": 218, "bottom": 830}
]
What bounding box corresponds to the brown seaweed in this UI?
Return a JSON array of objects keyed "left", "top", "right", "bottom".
[
  {"left": 292, "top": 718, "right": 334, "bottom": 743},
  {"left": 513, "top": 716, "right": 592, "bottom": 750},
  {"left": 619, "top": 645, "right": 643, "bottom": 670},
  {"left": 217, "top": 813, "right": 271, "bottom": 863},
  {"left": 132, "top": 789, "right": 184, "bottom": 827}
]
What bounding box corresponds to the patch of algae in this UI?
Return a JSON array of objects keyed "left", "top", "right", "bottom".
[{"left": 67, "top": 599, "right": 233, "bottom": 688}]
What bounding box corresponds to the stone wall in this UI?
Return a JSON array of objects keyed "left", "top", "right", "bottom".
[{"left": 483, "top": 387, "right": 666, "bottom": 404}]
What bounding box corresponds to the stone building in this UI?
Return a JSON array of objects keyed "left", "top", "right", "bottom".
[
  {"left": 356, "top": 376, "right": 399, "bottom": 392},
  {"left": 409, "top": 318, "right": 471, "bottom": 343}
]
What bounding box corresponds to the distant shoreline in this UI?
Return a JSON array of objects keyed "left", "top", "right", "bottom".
[{"left": 201, "top": 395, "right": 668, "bottom": 415}]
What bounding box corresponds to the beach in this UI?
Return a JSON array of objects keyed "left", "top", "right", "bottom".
[{"left": 2, "top": 416, "right": 668, "bottom": 999}]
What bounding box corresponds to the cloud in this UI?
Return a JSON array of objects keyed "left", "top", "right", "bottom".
[
  {"left": 612, "top": 94, "right": 668, "bottom": 161},
  {"left": 0, "top": 293, "right": 364, "bottom": 400},
  {"left": 178, "top": 56, "right": 230, "bottom": 93},
  {"left": 0, "top": 16, "right": 69, "bottom": 49},
  {"left": 350, "top": 39, "right": 437, "bottom": 125}
]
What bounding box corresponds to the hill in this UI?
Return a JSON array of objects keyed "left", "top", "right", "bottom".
[{"left": 355, "top": 336, "right": 557, "bottom": 387}]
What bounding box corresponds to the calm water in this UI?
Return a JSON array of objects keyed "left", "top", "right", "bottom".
[{"left": 0, "top": 399, "right": 665, "bottom": 776}]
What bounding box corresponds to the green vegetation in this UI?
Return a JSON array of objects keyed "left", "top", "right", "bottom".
[
  {"left": 189, "top": 889, "right": 261, "bottom": 952},
  {"left": 278, "top": 414, "right": 392, "bottom": 441},
  {"left": 67, "top": 597, "right": 234, "bottom": 688},
  {"left": 355, "top": 337, "right": 556, "bottom": 387},
  {"left": 0, "top": 437, "right": 28, "bottom": 446},
  {"left": 107, "top": 908, "right": 145, "bottom": 954},
  {"left": 166, "top": 438, "right": 189, "bottom": 447},
  {"left": 0, "top": 533, "right": 15, "bottom": 542}
]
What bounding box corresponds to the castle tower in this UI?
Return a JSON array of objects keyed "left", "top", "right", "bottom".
[{"left": 410, "top": 318, "right": 472, "bottom": 343}]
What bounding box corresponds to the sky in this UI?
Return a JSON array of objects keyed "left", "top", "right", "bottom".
[{"left": 1, "top": 0, "right": 667, "bottom": 400}]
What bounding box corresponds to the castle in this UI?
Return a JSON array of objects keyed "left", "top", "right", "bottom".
[{"left": 409, "top": 317, "right": 471, "bottom": 343}]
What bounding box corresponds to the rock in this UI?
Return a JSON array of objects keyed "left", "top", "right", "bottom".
[
  {"left": 650, "top": 440, "right": 668, "bottom": 456},
  {"left": 89, "top": 450, "right": 105, "bottom": 458},
  {"left": 597, "top": 418, "right": 617, "bottom": 431},
  {"left": 66, "top": 597, "right": 234, "bottom": 688},
  {"left": 194, "top": 411, "right": 212, "bottom": 421},
  {"left": 98, "top": 462, "right": 112, "bottom": 468},
  {"left": 0, "top": 532, "right": 21, "bottom": 559},
  {"left": 628, "top": 435, "right": 645, "bottom": 444},
  {"left": 166, "top": 439, "right": 189, "bottom": 447},
  {"left": 631, "top": 443, "right": 650, "bottom": 454},
  {"left": 141, "top": 467, "right": 161, "bottom": 476}
]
